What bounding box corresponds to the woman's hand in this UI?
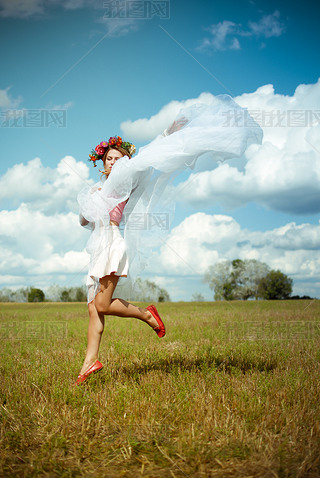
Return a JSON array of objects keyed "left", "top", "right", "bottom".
[
  {"left": 164, "top": 117, "right": 189, "bottom": 136},
  {"left": 79, "top": 214, "right": 89, "bottom": 227}
]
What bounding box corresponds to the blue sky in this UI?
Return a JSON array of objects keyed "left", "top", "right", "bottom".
[{"left": 1, "top": 0, "right": 320, "bottom": 300}]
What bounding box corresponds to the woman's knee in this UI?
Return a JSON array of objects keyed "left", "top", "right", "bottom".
[
  {"left": 95, "top": 292, "right": 111, "bottom": 315},
  {"left": 88, "top": 301, "right": 96, "bottom": 314}
]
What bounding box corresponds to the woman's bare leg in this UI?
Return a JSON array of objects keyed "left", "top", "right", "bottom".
[
  {"left": 79, "top": 301, "right": 105, "bottom": 375},
  {"left": 95, "top": 275, "right": 159, "bottom": 328},
  {"left": 79, "top": 274, "right": 158, "bottom": 375}
]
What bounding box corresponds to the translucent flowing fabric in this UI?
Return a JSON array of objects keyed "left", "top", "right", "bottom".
[{"left": 77, "top": 95, "right": 263, "bottom": 302}]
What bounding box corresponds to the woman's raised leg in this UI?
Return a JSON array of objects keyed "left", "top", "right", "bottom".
[{"left": 95, "top": 274, "right": 159, "bottom": 329}]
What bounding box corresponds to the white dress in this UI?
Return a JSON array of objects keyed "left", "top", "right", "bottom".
[{"left": 77, "top": 94, "right": 263, "bottom": 303}]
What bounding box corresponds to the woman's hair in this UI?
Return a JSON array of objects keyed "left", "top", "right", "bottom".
[{"left": 102, "top": 145, "right": 132, "bottom": 161}]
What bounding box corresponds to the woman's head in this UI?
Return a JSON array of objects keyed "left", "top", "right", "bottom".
[
  {"left": 89, "top": 136, "right": 135, "bottom": 169},
  {"left": 102, "top": 146, "right": 132, "bottom": 176}
]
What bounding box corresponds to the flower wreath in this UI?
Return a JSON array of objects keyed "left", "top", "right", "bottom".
[{"left": 88, "top": 136, "right": 136, "bottom": 167}]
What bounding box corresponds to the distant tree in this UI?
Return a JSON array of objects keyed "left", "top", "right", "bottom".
[
  {"left": 233, "top": 259, "right": 270, "bottom": 300},
  {"left": 46, "top": 285, "right": 63, "bottom": 302},
  {"left": 10, "top": 287, "right": 29, "bottom": 302},
  {"left": 222, "top": 281, "right": 235, "bottom": 301},
  {"left": 132, "top": 278, "right": 170, "bottom": 302},
  {"left": 192, "top": 292, "right": 205, "bottom": 301},
  {"left": 1, "top": 285, "right": 87, "bottom": 303},
  {"left": 1, "top": 287, "right": 21, "bottom": 302},
  {"left": 60, "top": 290, "right": 71, "bottom": 302},
  {"left": 33, "top": 285, "right": 87, "bottom": 302},
  {"left": 203, "top": 259, "right": 270, "bottom": 300},
  {"left": 28, "top": 288, "right": 45, "bottom": 303},
  {"left": 0, "top": 287, "right": 11, "bottom": 302},
  {"left": 75, "top": 287, "right": 87, "bottom": 302},
  {"left": 158, "top": 287, "right": 170, "bottom": 302},
  {"left": 258, "top": 270, "right": 293, "bottom": 300},
  {"left": 203, "top": 261, "right": 235, "bottom": 300}
]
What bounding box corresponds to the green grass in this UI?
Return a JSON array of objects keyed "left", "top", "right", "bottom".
[{"left": 1, "top": 300, "right": 320, "bottom": 477}]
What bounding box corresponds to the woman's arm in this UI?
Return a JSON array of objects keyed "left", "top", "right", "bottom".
[
  {"left": 162, "top": 117, "right": 189, "bottom": 136},
  {"left": 109, "top": 198, "right": 129, "bottom": 226}
]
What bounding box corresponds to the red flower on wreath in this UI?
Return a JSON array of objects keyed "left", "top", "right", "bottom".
[{"left": 95, "top": 146, "right": 105, "bottom": 155}]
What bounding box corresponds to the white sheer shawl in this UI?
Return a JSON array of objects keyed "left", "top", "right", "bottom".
[{"left": 78, "top": 94, "right": 263, "bottom": 302}]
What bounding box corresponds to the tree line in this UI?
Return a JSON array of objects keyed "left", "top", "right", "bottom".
[
  {"left": 0, "top": 259, "right": 311, "bottom": 303},
  {"left": 203, "top": 259, "right": 301, "bottom": 301},
  {"left": 0, "top": 279, "right": 171, "bottom": 303}
]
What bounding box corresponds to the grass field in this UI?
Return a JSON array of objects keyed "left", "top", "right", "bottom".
[{"left": 1, "top": 300, "right": 320, "bottom": 477}]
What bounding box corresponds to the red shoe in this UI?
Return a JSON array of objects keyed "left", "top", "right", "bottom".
[
  {"left": 74, "top": 360, "right": 103, "bottom": 386},
  {"left": 146, "top": 305, "right": 166, "bottom": 338}
]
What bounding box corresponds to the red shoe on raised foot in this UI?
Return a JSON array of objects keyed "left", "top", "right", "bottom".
[
  {"left": 74, "top": 360, "right": 103, "bottom": 386},
  {"left": 146, "top": 305, "right": 166, "bottom": 338}
]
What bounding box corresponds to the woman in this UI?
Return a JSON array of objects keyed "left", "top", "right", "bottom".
[
  {"left": 75, "top": 139, "right": 166, "bottom": 386},
  {"left": 75, "top": 95, "right": 263, "bottom": 385}
]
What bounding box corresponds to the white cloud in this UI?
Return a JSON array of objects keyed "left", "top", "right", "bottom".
[
  {"left": 248, "top": 10, "right": 285, "bottom": 38},
  {"left": 0, "top": 203, "right": 85, "bottom": 259},
  {"left": 0, "top": 155, "right": 92, "bottom": 214},
  {"left": 0, "top": 156, "right": 97, "bottom": 290},
  {"left": 198, "top": 10, "right": 285, "bottom": 51},
  {"left": 0, "top": 275, "right": 26, "bottom": 285},
  {"left": 151, "top": 212, "right": 320, "bottom": 296},
  {"left": 173, "top": 78, "right": 320, "bottom": 215},
  {"left": 0, "top": 202, "right": 89, "bottom": 283},
  {"left": 51, "top": 101, "right": 74, "bottom": 110},
  {"left": 33, "top": 250, "right": 88, "bottom": 275},
  {"left": 153, "top": 213, "right": 236, "bottom": 275},
  {"left": 121, "top": 92, "right": 216, "bottom": 141},
  {"left": 0, "top": 86, "right": 22, "bottom": 109},
  {"left": 201, "top": 21, "right": 241, "bottom": 51}
]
